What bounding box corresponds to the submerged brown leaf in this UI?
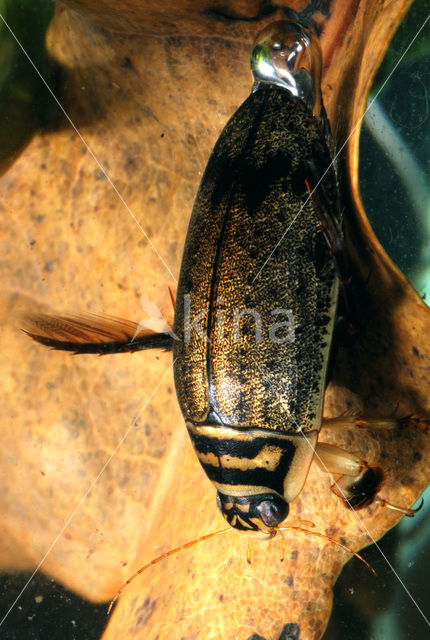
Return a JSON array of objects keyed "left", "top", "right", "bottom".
[{"left": 0, "top": 1, "right": 428, "bottom": 639}]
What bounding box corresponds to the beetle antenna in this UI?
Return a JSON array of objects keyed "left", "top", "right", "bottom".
[
  {"left": 279, "top": 533, "right": 285, "bottom": 562},
  {"left": 107, "top": 527, "right": 233, "bottom": 614},
  {"left": 278, "top": 525, "right": 376, "bottom": 576}
]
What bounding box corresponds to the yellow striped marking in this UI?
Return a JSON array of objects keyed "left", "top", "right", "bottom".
[{"left": 196, "top": 444, "right": 283, "bottom": 471}]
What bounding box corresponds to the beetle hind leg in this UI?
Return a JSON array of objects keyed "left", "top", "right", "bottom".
[{"left": 314, "top": 441, "right": 421, "bottom": 516}]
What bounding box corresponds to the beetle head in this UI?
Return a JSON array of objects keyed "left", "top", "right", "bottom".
[{"left": 216, "top": 491, "right": 289, "bottom": 540}]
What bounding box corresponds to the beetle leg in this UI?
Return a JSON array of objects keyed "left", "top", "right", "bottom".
[
  {"left": 322, "top": 416, "right": 430, "bottom": 432},
  {"left": 168, "top": 285, "right": 176, "bottom": 311},
  {"left": 373, "top": 496, "right": 423, "bottom": 516},
  {"left": 317, "top": 417, "right": 428, "bottom": 513},
  {"left": 279, "top": 533, "right": 285, "bottom": 562},
  {"left": 21, "top": 312, "right": 174, "bottom": 354},
  {"left": 314, "top": 441, "right": 383, "bottom": 508},
  {"left": 314, "top": 441, "right": 369, "bottom": 475},
  {"left": 314, "top": 441, "right": 423, "bottom": 515}
]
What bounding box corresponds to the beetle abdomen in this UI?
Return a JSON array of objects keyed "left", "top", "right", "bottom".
[{"left": 173, "top": 87, "right": 339, "bottom": 434}]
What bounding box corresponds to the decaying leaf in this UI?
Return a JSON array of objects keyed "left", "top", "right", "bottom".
[{"left": 0, "top": 1, "right": 428, "bottom": 639}]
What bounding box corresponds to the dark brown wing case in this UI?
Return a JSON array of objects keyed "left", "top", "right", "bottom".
[{"left": 173, "top": 87, "right": 340, "bottom": 434}]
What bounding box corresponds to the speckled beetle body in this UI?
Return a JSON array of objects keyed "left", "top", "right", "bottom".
[{"left": 173, "top": 23, "right": 340, "bottom": 537}]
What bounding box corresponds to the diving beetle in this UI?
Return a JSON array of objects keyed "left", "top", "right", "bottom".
[{"left": 23, "top": 19, "right": 420, "bottom": 555}]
